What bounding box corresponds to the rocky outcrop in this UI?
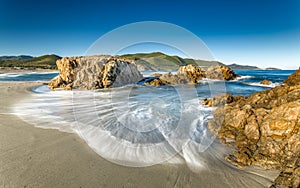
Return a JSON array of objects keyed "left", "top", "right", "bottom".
[
  {"left": 284, "top": 68, "right": 300, "bottom": 86},
  {"left": 204, "top": 68, "right": 300, "bottom": 188},
  {"left": 260, "top": 79, "right": 272, "bottom": 85},
  {"left": 144, "top": 72, "right": 189, "bottom": 86},
  {"left": 177, "top": 64, "right": 206, "bottom": 83},
  {"left": 205, "top": 65, "right": 239, "bottom": 80},
  {"left": 201, "top": 93, "right": 245, "bottom": 107},
  {"left": 48, "top": 56, "right": 143, "bottom": 90},
  {"left": 145, "top": 65, "right": 237, "bottom": 86}
]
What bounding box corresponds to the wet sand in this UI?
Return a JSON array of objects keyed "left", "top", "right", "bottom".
[{"left": 0, "top": 82, "right": 277, "bottom": 188}]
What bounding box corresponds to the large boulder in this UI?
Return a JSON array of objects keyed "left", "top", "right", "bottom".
[
  {"left": 177, "top": 64, "right": 205, "bottom": 83},
  {"left": 48, "top": 56, "right": 143, "bottom": 90},
  {"left": 205, "top": 65, "right": 238, "bottom": 80},
  {"left": 204, "top": 68, "right": 300, "bottom": 188}
]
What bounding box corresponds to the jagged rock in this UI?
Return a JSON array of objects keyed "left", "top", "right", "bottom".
[
  {"left": 205, "top": 68, "right": 300, "bottom": 188},
  {"left": 144, "top": 78, "right": 165, "bottom": 86},
  {"left": 284, "top": 67, "right": 300, "bottom": 86},
  {"left": 201, "top": 93, "right": 245, "bottom": 107},
  {"left": 144, "top": 72, "right": 189, "bottom": 86},
  {"left": 145, "top": 65, "right": 237, "bottom": 86},
  {"left": 48, "top": 56, "right": 143, "bottom": 90},
  {"left": 159, "top": 72, "right": 188, "bottom": 85},
  {"left": 260, "top": 79, "right": 272, "bottom": 85},
  {"left": 177, "top": 64, "right": 205, "bottom": 83},
  {"left": 205, "top": 65, "right": 238, "bottom": 80}
]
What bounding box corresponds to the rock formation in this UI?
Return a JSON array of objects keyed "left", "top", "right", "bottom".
[
  {"left": 145, "top": 65, "right": 238, "bottom": 86},
  {"left": 177, "top": 64, "right": 206, "bottom": 83},
  {"left": 48, "top": 56, "right": 143, "bottom": 90},
  {"left": 205, "top": 65, "right": 239, "bottom": 80},
  {"left": 201, "top": 93, "right": 245, "bottom": 107},
  {"left": 284, "top": 68, "right": 300, "bottom": 86},
  {"left": 203, "top": 68, "right": 300, "bottom": 188},
  {"left": 260, "top": 79, "right": 272, "bottom": 85}
]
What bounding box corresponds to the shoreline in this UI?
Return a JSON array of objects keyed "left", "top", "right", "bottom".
[
  {"left": 0, "top": 82, "right": 278, "bottom": 188},
  {"left": 0, "top": 68, "right": 58, "bottom": 73}
]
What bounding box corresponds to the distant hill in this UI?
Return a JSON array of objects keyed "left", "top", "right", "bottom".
[
  {"left": 0, "top": 54, "right": 61, "bottom": 69},
  {"left": 265, "top": 67, "right": 281, "bottom": 70},
  {"left": 228, "top": 63, "right": 260, "bottom": 70},
  {"left": 119, "top": 52, "right": 224, "bottom": 70},
  {"left": 2, "top": 53, "right": 264, "bottom": 71},
  {"left": 0, "top": 55, "right": 33, "bottom": 61}
]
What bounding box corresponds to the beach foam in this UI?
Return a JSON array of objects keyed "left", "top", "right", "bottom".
[
  {"left": 245, "top": 82, "right": 281, "bottom": 88},
  {"left": 10, "top": 84, "right": 280, "bottom": 187}
]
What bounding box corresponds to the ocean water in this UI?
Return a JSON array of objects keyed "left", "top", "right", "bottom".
[
  {"left": 0, "top": 71, "right": 58, "bottom": 82},
  {"left": 5, "top": 69, "right": 296, "bottom": 187}
]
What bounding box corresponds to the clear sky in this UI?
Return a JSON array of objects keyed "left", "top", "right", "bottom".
[{"left": 0, "top": 0, "right": 299, "bottom": 69}]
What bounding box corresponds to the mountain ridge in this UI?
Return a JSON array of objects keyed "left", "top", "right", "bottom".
[{"left": 0, "top": 52, "right": 276, "bottom": 71}]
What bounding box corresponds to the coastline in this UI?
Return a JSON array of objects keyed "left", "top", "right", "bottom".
[
  {"left": 0, "top": 82, "right": 279, "bottom": 188},
  {"left": 0, "top": 68, "right": 58, "bottom": 73},
  {"left": 0, "top": 82, "right": 191, "bottom": 188}
]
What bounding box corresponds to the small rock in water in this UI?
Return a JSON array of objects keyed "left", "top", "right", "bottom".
[
  {"left": 260, "top": 79, "right": 272, "bottom": 85},
  {"left": 144, "top": 64, "right": 238, "bottom": 86}
]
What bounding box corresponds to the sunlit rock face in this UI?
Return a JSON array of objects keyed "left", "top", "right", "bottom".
[
  {"left": 145, "top": 65, "right": 238, "bottom": 86},
  {"left": 205, "top": 68, "right": 300, "bottom": 188},
  {"left": 260, "top": 79, "right": 272, "bottom": 85},
  {"left": 48, "top": 55, "right": 143, "bottom": 90}
]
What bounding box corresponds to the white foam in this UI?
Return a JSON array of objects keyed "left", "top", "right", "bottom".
[
  {"left": 0, "top": 72, "right": 25, "bottom": 78},
  {"left": 245, "top": 82, "right": 281, "bottom": 88},
  {"left": 12, "top": 85, "right": 279, "bottom": 186},
  {"left": 141, "top": 71, "right": 177, "bottom": 77},
  {"left": 235, "top": 75, "right": 254, "bottom": 80}
]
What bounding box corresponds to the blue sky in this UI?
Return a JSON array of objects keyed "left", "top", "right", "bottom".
[{"left": 0, "top": 0, "right": 299, "bottom": 69}]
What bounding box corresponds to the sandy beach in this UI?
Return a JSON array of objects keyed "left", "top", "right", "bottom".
[
  {"left": 0, "top": 82, "right": 279, "bottom": 188},
  {"left": 0, "top": 82, "right": 207, "bottom": 188}
]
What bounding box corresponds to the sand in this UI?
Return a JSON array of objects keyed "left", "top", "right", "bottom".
[
  {"left": 0, "top": 82, "right": 205, "bottom": 188},
  {"left": 0, "top": 82, "right": 277, "bottom": 188}
]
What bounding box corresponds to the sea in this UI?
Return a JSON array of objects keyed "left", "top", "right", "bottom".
[{"left": 2, "top": 69, "right": 296, "bottom": 187}]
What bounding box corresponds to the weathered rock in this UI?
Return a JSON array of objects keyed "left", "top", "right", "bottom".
[
  {"left": 284, "top": 67, "right": 300, "bottom": 86},
  {"left": 260, "top": 79, "right": 272, "bottom": 85},
  {"left": 145, "top": 65, "right": 237, "bottom": 86},
  {"left": 144, "top": 72, "right": 189, "bottom": 86},
  {"left": 205, "top": 68, "right": 300, "bottom": 188},
  {"left": 201, "top": 93, "right": 244, "bottom": 107},
  {"left": 144, "top": 78, "right": 165, "bottom": 86},
  {"left": 177, "top": 64, "right": 205, "bottom": 83},
  {"left": 159, "top": 72, "right": 188, "bottom": 85},
  {"left": 48, "top": 56, "right": 143, "bottom": 90},
  {"left": 205, "top": 65, "right": 238, "bottom": 80}
]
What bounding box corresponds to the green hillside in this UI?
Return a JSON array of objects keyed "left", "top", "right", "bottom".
[
  {"left": 119, "top": 52, "right": 224, "bottom": 70},
  {"left": 0, "top": 54, "right": 61, "bottom": 69},
  {"left": 228, "top": 63, "right": 260, "bottom": 70},
  {"left": 0, "top": 52, "right": 225, "bottom": 71}
]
